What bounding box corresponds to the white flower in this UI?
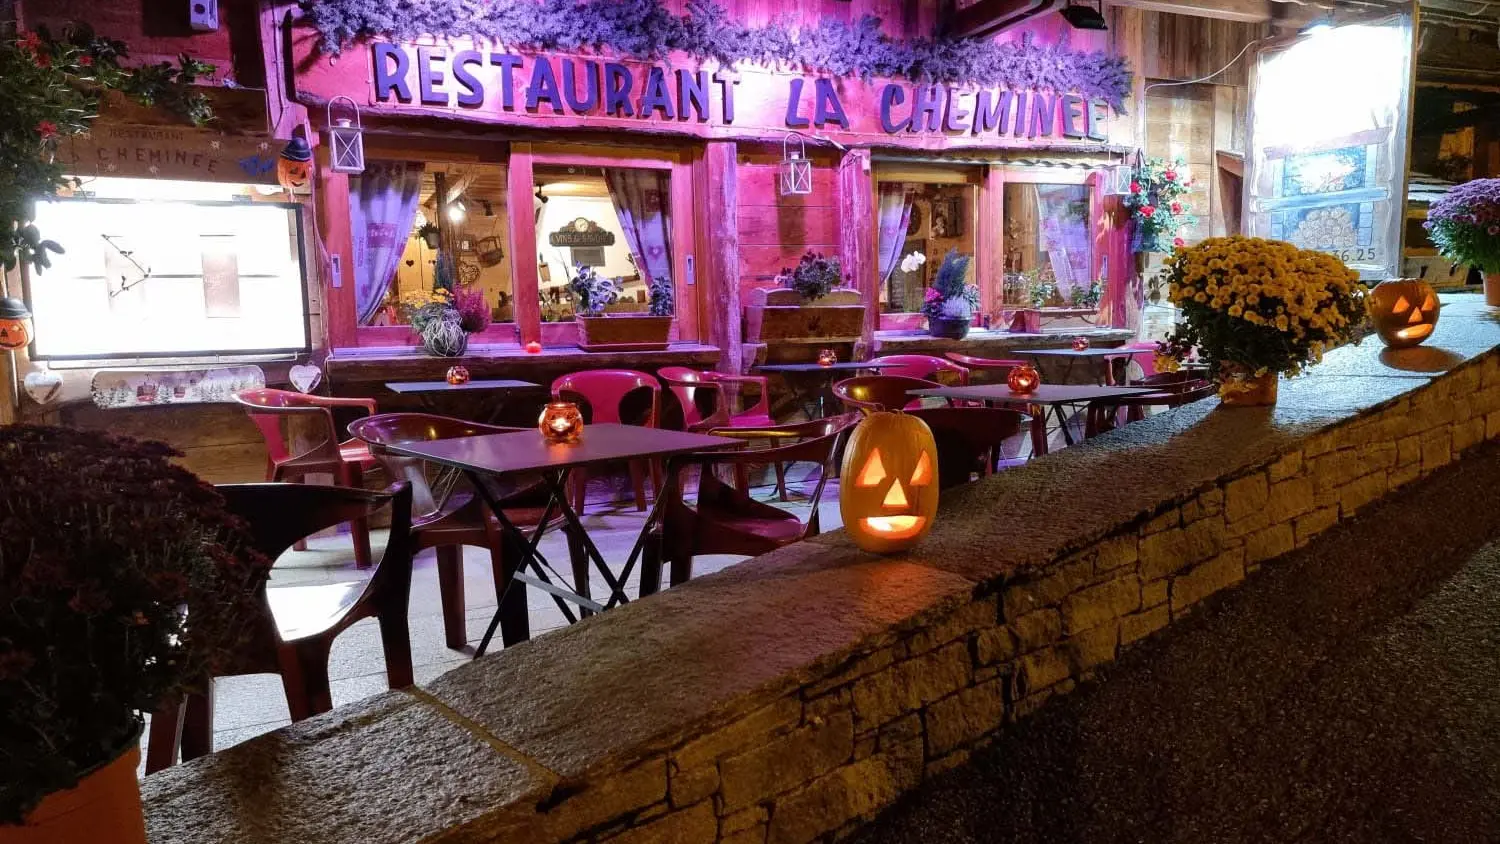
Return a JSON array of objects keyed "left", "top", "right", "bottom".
[{"left": 899, "top": 251, "right": 927, "bottom": 274}]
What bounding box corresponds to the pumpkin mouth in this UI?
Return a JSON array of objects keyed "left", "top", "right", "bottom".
[
  {"left": 1396, "top": 325, "right": 1433, "bottom": 340},
  {"left": 862, "top": 515, "right": 926, "bottom": 538}
]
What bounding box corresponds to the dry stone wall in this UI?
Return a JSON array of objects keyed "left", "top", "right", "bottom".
[{"left": 144, "top": 297, "right": 1500, "bottom": 844}]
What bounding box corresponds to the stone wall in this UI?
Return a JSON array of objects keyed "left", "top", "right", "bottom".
[{"left": 145, "top": 296, "right": 1500, "bottom": 844}]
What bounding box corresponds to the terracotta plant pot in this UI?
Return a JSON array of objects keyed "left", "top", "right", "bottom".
[
  {"left": 8, "top": 744, "right": 146, "bottom": 844},
  {"left": 1487, "top": 272, "right": 1500, "bottom": 307},
  {"left": 1218, "top": 371, "right": 1278, "bottom": 407},
  {"left": 927, "top": 316, "right": 971, "bottom": 340}
]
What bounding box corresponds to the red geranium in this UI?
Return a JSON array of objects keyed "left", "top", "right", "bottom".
[
  {"left": 36, "top": 121, "right": 58, "bottom": 141},
  {"left": 1171, "top": 202, "right": 1182, "bottom": 214},
  {"left": 1141, "top": 205, "right": 1156, "bottom": 218},
  {"left": 1130, "top": 181, "right": 1141, "bottom": 194},
  {"left": 1173, "top": 237, "right": 1186, "bottom": 247},
  {"left": 1164, "top": 170, "right": 1177, "bottom": 182},
  {"left": 78, "top": 54, "right": 94, "bottom": 67}
]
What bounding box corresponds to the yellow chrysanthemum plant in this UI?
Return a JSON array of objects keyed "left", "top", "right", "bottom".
[{"left": 1162, "top": 237, "right": 1366, "bottom": 405}]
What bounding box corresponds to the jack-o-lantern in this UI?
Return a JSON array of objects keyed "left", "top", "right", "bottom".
[
  {"left": 1367, "top": 278, "right": 1439, "bottom": 349},
  {"left": 0, "top": 296, "right": 32, "bottom": 351},
  {"left": 839, "top": 412, "right": 938, "bottom": 554},
  {"left": 277, "top": 137, "right": 314, "bottom": 191}
]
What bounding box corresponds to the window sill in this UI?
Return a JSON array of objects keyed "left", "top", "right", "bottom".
[{"left": 324, "top": 342, "right": 721, "bottom": 385}]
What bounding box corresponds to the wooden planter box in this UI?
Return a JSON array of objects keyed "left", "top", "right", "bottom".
[
  {"left": 744, "top": 288, "right": 864, "bottom": 343},
  {"left": 576, "top": 315, "right": 673, "bottom": 352}
]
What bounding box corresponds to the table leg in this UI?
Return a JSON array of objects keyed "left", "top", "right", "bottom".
[{"left": 1028, "top": 403, "right": 1049, "bottom": 456}]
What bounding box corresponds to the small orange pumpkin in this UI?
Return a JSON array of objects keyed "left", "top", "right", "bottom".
[
  {"left": 0, "top": 296, "right": 32, "bottom": 351},
  {"left": 839, "top": 412, "right": 938, "bottom": 554},
  {"left": 277, "top": 137, "right": 313, "bottom": 191},
  {"left": 1367, "top": 278, "right": 1439, "bottom": 349}
]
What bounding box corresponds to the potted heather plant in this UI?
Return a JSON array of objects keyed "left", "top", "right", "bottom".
[
  {"left": 0, "top": 426, "right": 265, "bottom": 842},
  {"left": 922, "top": 250, "right": 980, "bottom": 339},
  {"left": 571, "top": 266, "right": 674, "bottom": 351},
  {"left": 401, "top": 254, "right": 489, "bottom": 357},
  {"left": 745, "top": 251, "right": 863, "bottom": 343},
  {"left": 1424, "top": 178, "right": 1500, "bottom": 305}
]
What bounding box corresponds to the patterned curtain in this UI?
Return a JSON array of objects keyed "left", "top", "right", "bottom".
[
  {"left": 352, "top": 161, "right": 422, "bottom": 325},
  {"left": 604, "top": 168, "right": 673, "bottom": 284},
  {"left": 877, "top": 184, "right": 915, "bottom": 309}
]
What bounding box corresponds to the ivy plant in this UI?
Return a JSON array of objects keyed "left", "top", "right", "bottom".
[{"left": 1, "top": 25, "right": 215, "bottom": 274}]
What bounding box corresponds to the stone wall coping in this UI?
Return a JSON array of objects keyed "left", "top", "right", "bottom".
[{"left": 144, "top": 294, "right": 1500, "bottom": 844}]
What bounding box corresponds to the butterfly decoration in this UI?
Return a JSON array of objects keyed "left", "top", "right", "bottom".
[{"left": 239, "top": 154, "right": 275, "bottom": 179}]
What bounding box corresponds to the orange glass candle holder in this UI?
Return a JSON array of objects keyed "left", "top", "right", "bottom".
[
  {"left": 445, "top": 365, "right": 470, "bottom": 385},
  {"left": 817, "top": 349, "right": 838, "bottom": 366},
  {"left": 1071, "top": 336, "right": 1090, "bottom": 351},
  {"left": 539, "top": 401, "right": 584, "bottom": 444},
  {"left": 1007, "top": 363, "right": 1041, "bottom": 394}
]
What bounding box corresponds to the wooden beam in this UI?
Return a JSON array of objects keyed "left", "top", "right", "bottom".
[
  {"left": 1107, "top": 0, "right": 1312, "bottom": 24},
  {"left": 837, "top": 149, "right": 877, "bottom": 354},
  {"left": 507, "top": 144, "right": 541, "bottom": 345},
  {"left": 952, "top": 0, "right": 1062, "bottom": 37},
  {"left": 699, "top": 141, "right": 742, "bottom": 374}
]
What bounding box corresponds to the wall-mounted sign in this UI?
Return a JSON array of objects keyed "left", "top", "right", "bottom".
[
  {"left": 59, "top": 126, "right": 282, "bottom": 184},
  {"left": 548, "top": 218, "right": 616, "bottom": 248},
  {"left": 289, "top": 26, "right": 1117, "bottom": 151}
]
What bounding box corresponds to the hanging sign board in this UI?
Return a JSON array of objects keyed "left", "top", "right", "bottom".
[
  {"left": 58, "top": 125, "right": 283, "bottom": 185},
  {"left": 288, "top": 25, "right": 1119, "bottom": 151},
  {"left": 1243, "top": 16, "right": 1416, "bottom": 281}
]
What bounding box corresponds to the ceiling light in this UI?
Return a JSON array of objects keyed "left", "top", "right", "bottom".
[{"left": 448, "top": 199, "right": 466, "bottom": 223}]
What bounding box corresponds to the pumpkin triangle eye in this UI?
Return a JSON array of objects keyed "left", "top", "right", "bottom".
[
  {"left": 1392, "top": 295, "right": 1410, "bottom": 313},
  {"left": 910, "top": 451, "right": 932, "bottom": 486},
  {"left": 1421, "top": 294, "right": 1437, "bottom": 311},
  {"left": 856, "top": 448, "right": 887, "bottom": 487}
]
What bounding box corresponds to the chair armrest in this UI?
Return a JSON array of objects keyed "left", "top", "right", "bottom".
[{"left": 314, "top": 395, "right": 379, "bottom": 416}]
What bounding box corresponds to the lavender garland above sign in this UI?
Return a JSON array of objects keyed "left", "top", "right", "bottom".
[{"left": 298, "top": 0, "right": 1133, "bottom": 111}]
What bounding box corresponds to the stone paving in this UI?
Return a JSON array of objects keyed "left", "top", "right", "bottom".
[{"left": 853, "top": 440, "right": 1500, "bottom": 844}]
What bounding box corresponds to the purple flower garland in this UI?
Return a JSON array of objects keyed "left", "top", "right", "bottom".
[{"left": 299, "top": 0, "right": 1133, "bottom": 110}]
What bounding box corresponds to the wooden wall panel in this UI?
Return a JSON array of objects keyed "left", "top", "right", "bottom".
[
  {"left": 1145, "top": 84, "right": 1215, "bottom": 244},
  {"left": 1141, "top": 11, "right": 1269, "bottom": 88},
  {"left": 735, "top": 152, "right": 842, "bottom": 306},
  {"left": 58, "top": 404, "right": 267, "bottom": 485}
]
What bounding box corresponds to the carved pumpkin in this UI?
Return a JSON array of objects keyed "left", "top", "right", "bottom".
[
  {"left": 1007, "top": 363, "right": 1041, "bottom": 394},
  {"left": 1367, "top": 278, "right": 1439, "bottom": 349},
  {"left": 0, "top": 296, "right": 31, "bottom": 351},
  {"left": 839, "top": 412, "right": 938, "bottom": 554},
  {"left": 277, "top": 137, "right": 313, "bottom": 191}
]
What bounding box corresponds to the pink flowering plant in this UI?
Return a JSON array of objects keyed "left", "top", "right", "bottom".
[
  {"left": 0, "top": 24, "right": 214, "bottom": 274},
  {"left": 0, "top": 426, "right": 267, "bottom": 823},
  {"left": 1424, "top": 178, "right": 1500, "bottom": 272},
  {"left": 1124, "top": 156, "right": 1197, "bottom": 254}
]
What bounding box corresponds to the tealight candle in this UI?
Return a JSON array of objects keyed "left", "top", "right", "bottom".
[
  {"left": 1007, "top": 363, "right": 1041, "bottom": 394},
  {"left": 1072, "top": 337, "right": 1090, "bottom": 351},
  {"left": 538, "top": 401, "right": 584, "bottom": 444},
  {"left": 445, "top": 365, "right": 470, "bottom": 385},
  {"left": 817, "top": 349, "right": 838, "bottom": 367}
]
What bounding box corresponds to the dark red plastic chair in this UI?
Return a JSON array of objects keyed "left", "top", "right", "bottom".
[
  {"left": 907, "top": 406, "right": 1030, "bottom": 485},
  {"left": 552, "top": 369, "right": 662, "bottom": 513},
  {"left": 867, "top": 354, "right": 970, "bottom": 385},
  {"left": 1084, "top": 380, "right": 1216, "bottom": 438},
  {"left": 660, "top": 366, "right": 788, "bottom": 499},
  {"left": 145, "top": 482, "right": 414, "bottom": 773},
  {"left": 833, "top": 374, "right": 946, "bottom": 413},
  {"left": 234, "top": 388, "right": 379, "bottom": 568},
  {"left": 640, "top": 414, "right": 860, "bottom": 595},
  {"left": 945, "top": 352, "right": 1027, "bottom": 377},
  {"left": 349, "top": 413, "right": 555, "bottom": 650}
]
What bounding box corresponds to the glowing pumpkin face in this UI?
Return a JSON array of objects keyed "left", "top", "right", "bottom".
[
  {"left": 1367, "top": 278, "right": 1439, "bottom": 349},
  {"left": 277, "top": 137, "right": 314, "bottom": 192},
  {"left": 839, "top": 412, "right": 939, "bottom": 554}
]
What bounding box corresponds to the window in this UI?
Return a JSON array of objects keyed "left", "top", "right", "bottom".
[
  {"left": 27, "top": 177, "right": 309, "bottom": 361},
  {"left": 1002, "top": 182, "right": 1095, "bottom": 309},
  {"left": 876, "top": 181, "right": 978, "bottom": 313}
]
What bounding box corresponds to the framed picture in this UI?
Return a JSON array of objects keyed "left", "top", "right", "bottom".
[{"left": 932, "top": 196, "right": 964, "bottom": 238}]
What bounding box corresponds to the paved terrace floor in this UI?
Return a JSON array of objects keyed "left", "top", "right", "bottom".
[{"left": 854, "top": 439, "right": 1500, "bottom": 844}]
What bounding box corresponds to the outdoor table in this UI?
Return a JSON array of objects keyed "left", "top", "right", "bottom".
[
  {"left": 1013, "top": 347, "right": 1146, "bottom": 386},
  {"left": 385, "top": 378, "right": 542, "bottom": 424},
  {"left": 384, "top": 423, "right": 743, "bottom": 656},
  {"left": 755, "top": 361, "right": 899, "bottom": 418},
  {"left": 909, "top": 383, "right": 1156, "bottom": 455}
]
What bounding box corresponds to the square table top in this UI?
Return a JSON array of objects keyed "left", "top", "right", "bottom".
[
  {"left": 1014, "top": 347, "right": 1145, "bottom": 359},
  {"left": 382, "top": 423, "right": 743, "bottom": 476},
  {"left": 909, "top": 383, "right": 1157, "bottom": 405},
  {"left": 385, "top": 379, "right": 541, "bottom": 394},
  {"left": 755, "top": 362, "right": 899, "bottom": 373}
]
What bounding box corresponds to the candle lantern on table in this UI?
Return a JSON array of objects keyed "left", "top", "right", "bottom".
[
  {"left": 817, "top": 349, "right": 838, "bottom": 367},
  {"left": 1007, "top": 363, "right": 1041, "bottom": 394},
  {"left": 1071, "top": 336, "right": 1091, "bottom": 351},
  {"left": 445, "top": 365, "right": 470, "bottom": 385},
  {"left": 539, "top": 401, "right": 584, "bottom": 444}
]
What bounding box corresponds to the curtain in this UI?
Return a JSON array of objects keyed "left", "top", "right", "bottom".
[
  {"left": 1033, "top": 184, "right": 1093, "bottom": 289},
  {"left": 877, "top": 184, "right": 914, "bottom": 283},
  {"left": 604, "top": 168, "right": 673, "bottom": 284},
  {"left": 351, "top": 161, "right": 422, "bottom": 326}
]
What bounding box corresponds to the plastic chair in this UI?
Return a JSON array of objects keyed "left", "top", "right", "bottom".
[
  {"left": 660, "top": 366, "right": 788, "bottom": 500},
  {"left": 1084, "top": 380, "right": 1217, "bottom": 438},
  {"left": 867, "top": 354, "right": 970, "bottom": 385},
  {"left": 552, "top": 370, "right": 663, "bottom": 513},
  {"left": 945, "top": 352, "right": 1028, "bottom": 379},
  {"left": 907, "top": 406, "right": 1031, "bottom": 485},
  {"left": 234, "top": 388, "right": 379, "bottom": 568},
  {"left": 145, "top": 482, "right": 414, "bottom": 773},
  {"left": 833, "top": 374, "right": 945, "bottom": 413},
  {"left": 640, "top": 414, "right": 861, "bottom": 595},
  {"left": 349, "top": 413, "right": 556, "bottom": 650}
]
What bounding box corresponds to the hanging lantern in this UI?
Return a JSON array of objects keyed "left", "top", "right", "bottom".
[
  {"left": 277, "top": 137, "right": 314, "bottom": 191},
  {"left": 0, "top": 297, "right": 32, "bottom": 351},
  {"left": 780, "top": 133, "right": 813, "bottom": 196},
  {"left": 326, "top": 96, "right": 365, "bottom": 175},
  {"left": 1007, "top": 363, "right": 1042, "bottom": 394},
  {"left": 839, "top": 412, "right": 939, "bottom": 554},
  {"left": 446, "top": 365, "right": 471, "bottom": 385},
  {"left": 817, "top": 348, "right": 838, "bottom": 367},
  {"left": 1071, "top": 336, "right": 1091, "bottom": 351},
  {"left": 1104, "top": 163, "right": 1134, "bottom": 196},
  {"left": 1367, "top": 278, "right": 1440, "bottom": 349},
  {"left": 539, "top": 401, "right": 584, "bottom": 444}
]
